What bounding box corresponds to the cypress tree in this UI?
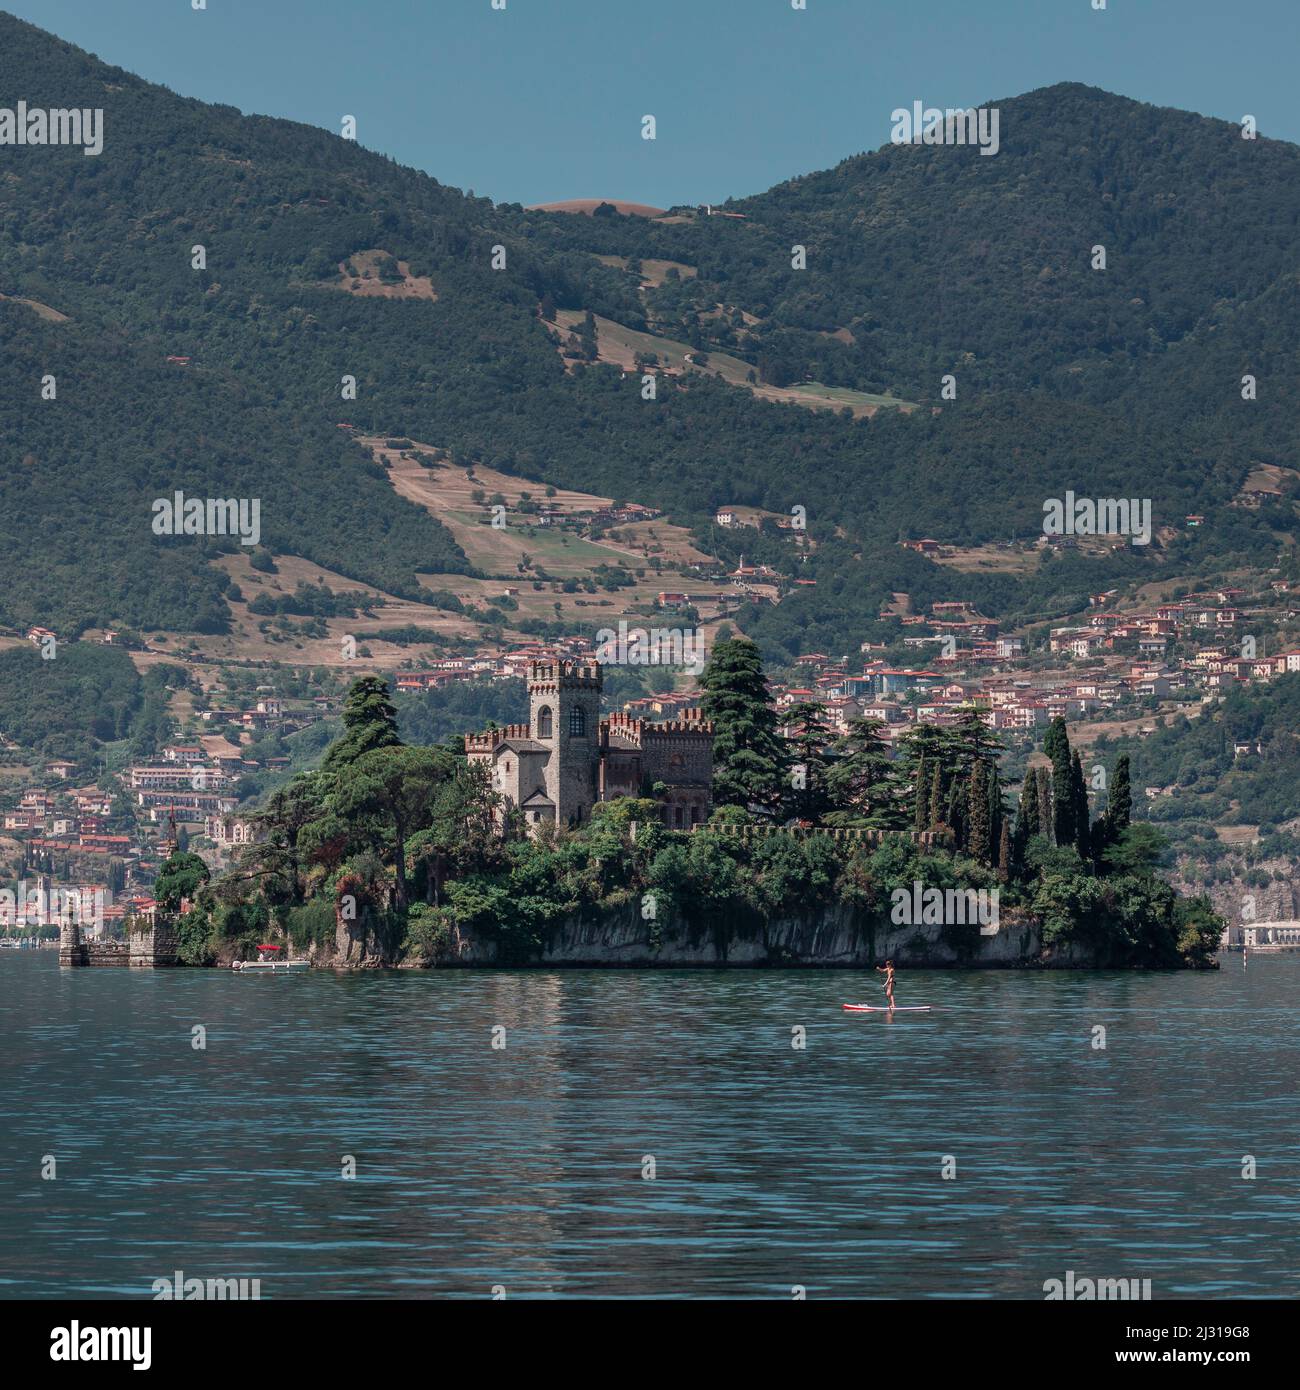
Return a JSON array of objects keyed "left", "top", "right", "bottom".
[
  {"left": 1106, "top": 754, "right": 1132, "bottom": 840},
  {"left": 987, "top": 763, "right": 1002, "bottom": 849},
  {"left": 913, "top": 755, "right": 929, "bottom": 832},
  {"left": 998, "top": 820, "right": 1012, "bottom": 880},
  {"left": 1035, "top": 766, "right": 1054, "bottom": 843},
  {"left": 945, "top": 773, "right": 966, "bottom": 847},
  {"left": 968, "top": 760, "right": 991, "bottom": 862},
  {"left": 1017, "top": 767, "right": 1039, "bottom": 839},
  {"left": 1072, "top": 752, "right": 1091, "bottom": 861},
  {"left": 1045, "top": 717, "right": 1075, "bottom": 846},
  {"left": 929, "top": 765, "right": 944, "bottom": 830}
]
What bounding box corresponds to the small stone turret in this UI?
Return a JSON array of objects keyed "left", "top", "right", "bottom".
[{"left": 58, "top": 918, "right": 84, "bottom": 967}]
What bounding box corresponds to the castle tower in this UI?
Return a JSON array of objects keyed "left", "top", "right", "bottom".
[{"left": 528, "top": 661, "right": 602, "bottom": 826}]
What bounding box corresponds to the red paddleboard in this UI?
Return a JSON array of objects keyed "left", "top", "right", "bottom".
[{"left": 842, "top": 1004, "right": 933, "bottom": 1012}]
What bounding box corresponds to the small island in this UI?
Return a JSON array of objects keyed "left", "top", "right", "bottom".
[{"left": 117, "top": 638, "right": 1223, "bottom": 973}]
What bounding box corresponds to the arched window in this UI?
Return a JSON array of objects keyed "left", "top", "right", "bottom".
[
  {"left": 568, "top": 706, "right": 587, "bottom": 737},
  {"left": 536, "top": 706, "right": 553, "bottom": 739}
]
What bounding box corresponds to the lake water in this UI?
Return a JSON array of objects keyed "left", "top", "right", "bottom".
[{"left": 1, "top": 950, "right": 1296, "bottom": 1299}]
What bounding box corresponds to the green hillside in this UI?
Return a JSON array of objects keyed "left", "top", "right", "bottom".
[{"left": 2, "top": 14, "right": 1298, "bottom": 657}]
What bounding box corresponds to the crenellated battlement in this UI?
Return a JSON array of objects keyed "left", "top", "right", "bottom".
[
  {"left": 642, "top": 712, "right": 713, "bottom": 738},
  {"left": 528, "top": 660, "right": 602, "bottom": 691},
  {"left": 604, "top": 710, "right": 712, "bottom": 744},
  {"left": 465, "top": 722, "right": 533, "bottom": 753}
]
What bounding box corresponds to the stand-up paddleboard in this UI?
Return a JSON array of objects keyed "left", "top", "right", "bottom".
[{"left": 842, "top": 1003, "right": 932, "bottom": 1012}]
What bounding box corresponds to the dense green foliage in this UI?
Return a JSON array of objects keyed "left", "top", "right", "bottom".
[
  {"left": 0, "top": 641, "right": 186, "bottom": 762},
  {"left": 2, "top": 16, "right": 1297, "bottom": 658},
  {"left": 396, "top": 678, "right": 527, "bottom": 746},
  {"left": 1104, "top": 673, "right": 1300, "bottom": 827}
]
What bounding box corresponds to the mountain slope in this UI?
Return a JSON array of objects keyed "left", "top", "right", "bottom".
[{"left": 1, "top": 13, "right": 1298, "bottom": 660}]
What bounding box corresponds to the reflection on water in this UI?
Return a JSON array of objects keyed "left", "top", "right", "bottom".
[{"left": 0, "top": 952, "right": 1295, "bottom": 1299}]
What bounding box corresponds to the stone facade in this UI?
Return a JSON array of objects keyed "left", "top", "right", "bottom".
[{"left": 465, "top": 660, "right": 713, "bottom": 832}]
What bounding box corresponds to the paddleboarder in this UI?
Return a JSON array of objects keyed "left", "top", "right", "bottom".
[{"left": 875, "top": 959, "right": 897, "bottom": 1010}]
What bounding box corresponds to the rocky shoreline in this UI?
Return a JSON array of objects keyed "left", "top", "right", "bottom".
[{"left": 328, "top": 902, "right": 1202, "bottom": 971}]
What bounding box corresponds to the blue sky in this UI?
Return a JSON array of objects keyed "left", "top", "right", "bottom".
[{"left": 8, "top": 0, "right": 1298, "bottom": 206}]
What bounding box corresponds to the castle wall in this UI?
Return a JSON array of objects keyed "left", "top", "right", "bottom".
[{"left": 60, "top": 918, "right": 178, "bottom": 967}]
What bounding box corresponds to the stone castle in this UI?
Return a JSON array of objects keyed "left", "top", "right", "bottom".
[{"left": 465, "top": 661, "right": 713, "bottom": 832}]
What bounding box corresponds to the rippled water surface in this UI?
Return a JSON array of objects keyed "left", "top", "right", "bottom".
[{"left": 1, "top": 951, "right": 1295, "bottom": 1298}]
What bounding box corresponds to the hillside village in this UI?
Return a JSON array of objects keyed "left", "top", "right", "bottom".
[{"left": 4, "top": 543, "right": 1299, "bottom": 943}]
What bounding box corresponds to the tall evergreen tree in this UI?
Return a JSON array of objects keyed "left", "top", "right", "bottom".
[
  {"left": 945, "top": 773, "right": 966, "bottom": 848},
  {"left": 699, "top": 637, "right": 786, "bottom": 812},
  {"left": 1017, "top": 767, "right": 1040, "bottom": 840},
  {"left": 1045, "top": 717, "right": 1076, "bottom": 847},
  {"left": 323, "top": 676, "right": 401, "bottom": 773},
  {"left": 782, "top": 700, "right": 834, "bottom": 822},
  {"left": 913, "top": 755, "right": 929, "bottom": 832},
  {"left": 1035, "top": 765, "right": 1054, "bottom": 843},
  {"left": 968, "top": 759, "right": 991, "bottom": 862},
  {"left": 1072, "top": 752, "right": 1091, "bottom": 861},
  {"left": 825, "top": 716, "right": 901, "bottom": 827},
  {"left": 1105, "top": 754, "right": 1133, "bottom": 841},
  {"left": 987, "top": 762, "right": 1002, "bottom": 850},
  {"left": 929, "top": 764, "right": 945, "bottom": 831}
]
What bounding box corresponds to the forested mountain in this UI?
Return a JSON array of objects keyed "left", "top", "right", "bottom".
[
  {"left": 1105, "top": 674, "right": 1300, "bottom": 830},
  {"left": 2, "top": 12, "right": 1298, "bottom": 656}
]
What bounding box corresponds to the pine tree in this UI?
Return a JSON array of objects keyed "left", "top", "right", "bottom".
[
  {"left": 322, "top": 676, "right": 401, "bottom": 773},
  {"left": 783, "top": 700, "right": 834, "bottom": 822},
  {"left": 825, "top": 716, "right": 900, "bottom": 826},
  {"left": 699, "top": 637, "right": 786, "bottom": 812}
]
